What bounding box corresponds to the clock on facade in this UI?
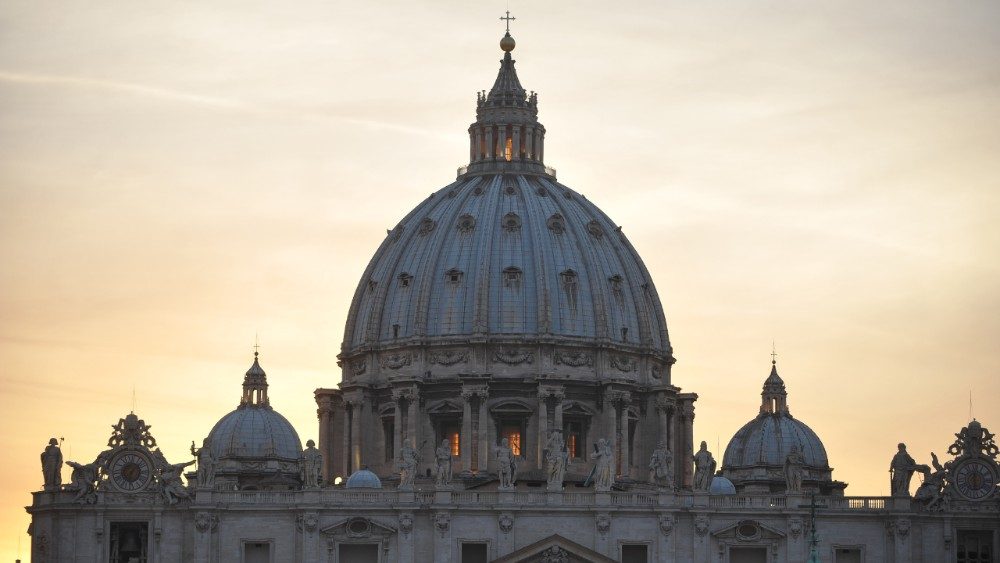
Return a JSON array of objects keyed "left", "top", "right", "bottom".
[
  {"left": 109, "top": 452, "right": 153, "bottom": 492},
  {"left": 952, "top": 458, "right": 997, "bottom": 501}
]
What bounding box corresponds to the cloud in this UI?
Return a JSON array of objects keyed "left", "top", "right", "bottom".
[{"left": 0, "top": 70, "right": 450, "bottom": 140}]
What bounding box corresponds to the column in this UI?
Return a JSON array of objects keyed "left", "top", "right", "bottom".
[
  {"left": 537, "top": 391, "right": 549, "bottom": 465},
  {"left": 340, "top": 399, "right": 354, "bottom": 480},
  {"left": 604, "top": 390, "right": 617, "bottom": 449},
  {"left": 496, "top": 126, "right": 506, "bottom": 160},
  {"left": 619, "top": 395, "right": 630, "bottom": 477},
  {"left": 393, "top": 401, "right": 403, "bottom": 468},
  {"left": 477, "top": 392, "right": 489, "bottom": 472},
  {"left": 512, "top": 126, "right": 521, "bottom": 160},
  {"left": 317, "top": 399, "right": 332, "bottom": 483},
  {"left": 475, "top": 129, "right": 483, "bottom": 161},
  {"left": 553, "top": 392, "right": 564, "bottom": 434},
  {"left": 536, "top": 130, "right": 544, "bottom": 163},
  {"left": 461, "top": 390, "right": 473, "bottom": 473},
  {"left": 485, "top": 127, "right": 494, "bottom": 160},
  {"left": 350, "top": 400, "right": 362, "bottom": 473},
  {"left": 525, "top": 126, "right": 535, "bottom": 160},
  {"left": 682, "top": 400, "right": 695, "bottom": 489},
  {"left": 469, "top": 130, "right": 476, "bottom": 162},
  {"left": 406, "top": 391, "right": 419, "bottom": 449}
]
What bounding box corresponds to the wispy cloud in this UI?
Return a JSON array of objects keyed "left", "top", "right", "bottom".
[{"left": 0, "top": 70, "right": 451, "bottom": 140}]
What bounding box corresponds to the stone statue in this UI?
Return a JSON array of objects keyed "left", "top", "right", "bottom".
[
  {"left": 648, "top": 441, "right": 674, "bottom": 489},
  {"left": 41, "top": 438, "right": 62, "bottom": 491},
  {"left": 914, "top": 452, "right": 950, "bottom": 511},
  {"left": 301, "top": 439, "right": 323, "bottom": 488},
  {"left": 65, "top": 460, "right": 100, "bottom": 504},
  {"left": 494, "top": 438, "right": 517, "bottom": 490},
  {"left": 592, "top": 438, "right": 615, "bottom": 492},
  {"left": 692, "top": 441, "right": 716, "bottom": 491},
  {"left": 783, "top": 444, "right": 805, "bottom": 493},
  {"left": 159, "top": 460, "right": 194, "bottom": 504},
  {"left": 398, "top": 439, "right": 421, "bottom": 489},
  {"left": 435, "top": 438, "right": 453, "bottom": 486},
  {"left": 190, "top": 438, "right": 215, "bottom": 489},
  {"left": 544, "top": 430, "right": 569, "bottom": 491},
  {"left": 889, "top": 442, "right": 916, "bottom": 497}
]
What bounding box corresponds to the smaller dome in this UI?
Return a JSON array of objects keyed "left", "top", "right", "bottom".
[
  {"left": 345, "top": 468, "right": 383, "bottom": 489},
  {"left": 208, "top": 406, "right": 302, "bottom": 460},
  {"left": 710, "top": 476, "right": 737, "bottom": 495}
]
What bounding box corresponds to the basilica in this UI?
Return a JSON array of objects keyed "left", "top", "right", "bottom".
[{"left": 26, "top": 24, "right": 999, "bottom": 563}]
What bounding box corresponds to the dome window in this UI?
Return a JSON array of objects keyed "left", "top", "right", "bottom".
[
  {"left": 502, "top": 266, "right": 522, "bottom": 289},
  {"left": 502, "top": 213, "right": 522, "bottom": 233},
  {"left": 504, "top": 184, "right": 517, "bottom": 196},
  {"left": 418, "top": 218, "right": 436, "bottom": 235},
  {"left": 367, "top": 279, "right": 378, "bottom": 292},
  {"left": 546, "top": 214, "right": 565, "bottom": 234},
  {"left": 456, "top": 214, "right": 476, "bottom": 233},
  {"left": 473, "top": 186, "right": 484, "bottom": 196},
  {"left": 398, "top": 272, "right": 413, "bottom": 288},
  {"left": 445, "top": 269, "right": 464, "bottom": 284},
  {"left": 586, "top": 220, "right": 604, "bottom": 239},
  {"left": 537, "top": 187, "right": 548, "bottom": 197}
]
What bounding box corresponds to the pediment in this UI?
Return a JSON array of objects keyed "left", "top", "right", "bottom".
[
  {"left": 426, "top": 399, "right": 463, "bottom": 414},
  {"left": 711, "top": 519, "right": 786, "bottom": 540},
  {"left": 320, "top": 517, "right": 396, "bottom": 540},
  {"left": 491, "top": 534, "right": 615, "bottom": 563}
]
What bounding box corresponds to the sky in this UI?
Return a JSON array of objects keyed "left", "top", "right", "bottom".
[{"left": 2, "top": 0, "right": 999, "bottom": 558}]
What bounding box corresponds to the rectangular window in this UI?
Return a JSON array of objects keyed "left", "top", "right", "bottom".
[
  {"left": 109, "top": 522, "right": 148, "bottom": 563},
  {"left": 958, "top": 530, "right": 994, "bottom": 562},
  {"left": 461, "top": 542, "right": 489, "bottom": 563},
  {"left": 504, "top": 137, "right": 513, "bottom": 161},
  {"left": 383, "top": 418, "right": 394, "bottom": 462},
  {"left": 621, "top": 544, "right": 648, "bottom": 563},
  {"left": 440, "top": 423, "right": 461, "bottom": 457},
  {"left": 729, "top": 547, "right": 768, "bottom": 563},
  {"left": 500, "top": 423, "right": 522, "bottom": 456},
  {"left": 339, "top": 544, "right": 379, "bottom": 563},
  {"left": 835, "top": 548, "right": 862, "bottom": 563},
  {"left": 243, "top": 542, "right": 270, "bottom": 563}
]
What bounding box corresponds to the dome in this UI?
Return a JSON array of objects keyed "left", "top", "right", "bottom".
[
  {"left": 207, "top": 353, "right": 303, "bottom": 462},
  {"left": 723, "top": 413, "right": 828, "bottom": 469},
  {"left": 345, "top": 468, "right": 383, "bottom": 489},
  {"left": 208, "top": 406, "right": 303, "bottom": 461},
  {"left": 710, "top": 476, "right": 737, "bottom": 495}
]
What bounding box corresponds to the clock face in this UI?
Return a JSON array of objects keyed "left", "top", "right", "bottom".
[
  {"left": 109, "top": 452, "right": 152, "bottom": 492},
  {"left": 953, "top": 459, "right": 997, "bottom": 501}
]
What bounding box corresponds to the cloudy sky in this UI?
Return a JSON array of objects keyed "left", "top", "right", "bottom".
[{"left": 2, "top": 1, "right": 999, "bottom": 557}]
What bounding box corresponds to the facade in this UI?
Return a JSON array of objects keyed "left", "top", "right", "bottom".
[{"left": 26, "top": 26, "right": 1000, "bottom": 563}]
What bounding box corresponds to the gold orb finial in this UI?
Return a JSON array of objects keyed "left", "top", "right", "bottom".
[{"left": 500, "top": 31, "right": 516, "bottom": 52}]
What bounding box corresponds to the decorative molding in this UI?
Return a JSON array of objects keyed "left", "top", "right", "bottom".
[
  {"left": 434, "top": 512, "right": 451, "bottom": 537},
  {"left": 498, "top": 513, "right": 514, "bottom": 535},
  {"left": 398, "top": 513, "right": 413, "bottom": 538},
  {"left": 554, "top": 350, "right": 592, "bottom": 367},
  {"left": 296, "top": 512, "right": 318, "bottom": 533},
  {"left": 658, "top": 514, "right": 676, "bottom": 536},
  {"left": 609, "top": 355, "right": 636, "bottom": 373},
  {"left": 494, "top": 347, "right": 534, "bottom": 366},
  {"left": 380, "top": 352, "right": 411, "bottom": 370},
  {"left": 695, "top": 514, "right": 710, "bottom": 536},
  {"left": 194, "top": 511, "right": 218, "bottom": 533},
  {"left": 350, "top": 359, "right": 367, "bottom": 376},
  {"left": 595, "top": 513, "right": 611, "bottom": 536},
  {"left": 418, "top": 217, "right": 436, "bottom": 235},
  {"left": 429, "top": 349, "right": 469, "bottom": 366},
  {"left": 586, "top": 219, "right": 604, "bottom": 239}
]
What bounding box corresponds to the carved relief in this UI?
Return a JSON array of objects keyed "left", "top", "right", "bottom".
[
  {"left": 380, "top": 352, "right": 411, "bottom": 370},
  {"left": 429, "top": 349, "right": 469, "bottom": 366},
  {"left": 398, "top": 513, "right": 413, "bottom": 538},
  {"left": 540, "top": 546, "right": 569, "bottom": 563},
  {"left": 498, "top": 513, "right": 514, "bottom": 535},
  {"left": 789, "top": 518, "right": 803, "bottom": 539},
  {"left": 658, "top": 514, "right": 676, "bottom": 536},
  {"left": 554, "top": 350, "right": 593, "bottom": 367},
  {"left": 493, "top": 347, "right": 534, "bottom": 365},
  {"left": 695, "top": 514, "right": 710, "bottom": 536},
  {"left": 194, "top": 512, "right": 218, "bottom": 533},
  {"left": 434, "top": 512, "right": 451, "bottom": 537},
  {"left": 651, "top": 364, "right": 663, "bottom": 379},
  {"left": 595, "top": 513, "right": 611, "bottom": 536},
  {"left": 350, "top": 359, "right": 367, "bottom": 376},
  {"left": 609, "top": 355, "right": 636, "bottom": 373},
  {"left": 296, "top": 512, "right": 318, "bottom": 533}
]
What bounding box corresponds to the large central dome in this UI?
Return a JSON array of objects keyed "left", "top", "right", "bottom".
[{"left": 340, "top": 34, "right": 673, "bottom": 373}]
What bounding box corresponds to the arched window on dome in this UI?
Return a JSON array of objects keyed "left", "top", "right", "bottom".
[
  {"left": 502, "top": 266, "right": 522, "bottom": 290},
  {"left": 445, "top": 268, "right": 464, "bottom": 285},
  {"left": 398, "top": 272, "right": 413, "bottom": 288}
]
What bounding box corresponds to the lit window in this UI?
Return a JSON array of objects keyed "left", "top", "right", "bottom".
[
  {"left": 441, "top": 424, "right": 461, "bottom": 456},
  {"left": 505, "top": 137, "right": 513, "bottom": 161},
  {"left": 501, "top": 424, "right": 522, "bottom": 456}
]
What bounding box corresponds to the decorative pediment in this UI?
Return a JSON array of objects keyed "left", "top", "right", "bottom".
[
  {"left": 711, "top": 519, "right": 786, "bottom": 541},
  {"left": 426, "top": 399, "right": 463, "bottom": 415},
  {"left": 320, "top": 517, "right": 396, "bottom": 540},
  {"left": 490, "top": 400, "right": 534, "bottom": 415},
  {"left": 492, "top": 534, "right": 616, "bottom": 563},
  {"left": 561, "top": 401, "right": 596, "bottom": 416}
]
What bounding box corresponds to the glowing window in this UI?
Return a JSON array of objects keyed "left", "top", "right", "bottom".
[
  {"left": 505, "top": 137, "right": 513, "bottom": 161},
  {"left": 501, "top": 424, "right": 522, "bottom": 456},
  {"left": 440, "top": 424, "right": 461, "bottom": 456}
]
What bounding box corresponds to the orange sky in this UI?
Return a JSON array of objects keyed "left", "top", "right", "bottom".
[{"left": 2, "top": 1, "right": 999, "bottom": 560}]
